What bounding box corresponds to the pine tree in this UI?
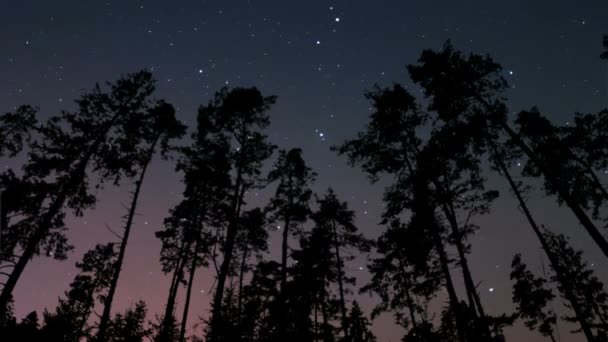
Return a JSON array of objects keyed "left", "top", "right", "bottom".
[
  {"left": 407, "top": 41, "right": 608, "bottom": 259},
  {"left": 546, "top": 232, "right": 608, "bottom": 339},
  {"left": 360, "top": 219, "right": 441, "bottom": 336},
  {"left": 0, "top": 71, "right": 167, "bottom": 315},
  {"left": 200, "top": 87, "right": 276, "bottom": 342},
  {"left": 312, "top": 189, "right": 371, "bottom": 341},
  {"left": 292, "top": 226, "right": 341, "bottom": 342},
  {"left": 96, "top": 101, "right": 186, "bottom": 342},
  {"left": 346, "top": 301, "right": 376, "bottom": 342},
  {"left": 510, "top": 254, "right": 558, "bottom": 342},
  {"left": 0, "top": 105, "right": 38, "bottom": 158},
  {"left": 106, "top": 301, "right": 152, "bottom": 342},
  {"left": 334, "top": 83, "right": 492, "bottom": 341},
  {"left": 266, "top": 147, "right": 316, "bottom": 338},
  {"left": 41, "top": 243, "right": 117, "bottom": 342}
]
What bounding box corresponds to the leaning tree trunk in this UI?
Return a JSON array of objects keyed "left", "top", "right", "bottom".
[
  {"left": 429, "top": 217, "right": 468, "bottom": 342},
  {"left": 491, "top": 142, "right": 596, "bottom": 342},
  {"left": 96, "top": 134, "right": 160, "bottom": 342},
  {"left": 158, "top": 241, "right": 190, "bottom": 342},
  {"left": 237, "top": 245, "right": 249, "bottom": 324},
  {"left": 0, "top": 157, "right": 88, "bottom": 316},
  {"left": 208, "top": 167, "right": 244, "bottom": 342},
  {"left": 442, "top": 202, "right": 486, "bottom": 318},
  {"left": 398, "top": 259, "right": 418, "bottom": 331},
  {"left": 500, "top": 121, "right": 608, "bottom": 259},
  {"left": 179, "top": 238, "right": 201, "bottom": 342},
  {"left": 441, "top": 201, "right": 493, "bottom": 340},
  {"left": 0, "top": 111, "right": 121, "bottom": 316}
]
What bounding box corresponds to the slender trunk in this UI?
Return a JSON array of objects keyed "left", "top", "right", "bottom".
[
  {"left": 491, "top": 142, "right": 596, "bottom": 342},
  {"left": 179, "top": 240, "right": 200, "bottom": 342},
  {"left": 441, "top": 205, "right": 478, "bottom": 315},
  {"left": 237, "top": 246, "right": 248, "bottom": 322},
  {"left": 441, "top": 203, "right": 492, "bottom": 340},
  {"left": 331, "top": 222, "right": 350, "bottom": 340},
  {"left": 405, "top": 286, "right": 418, "bottom": 331},
  {"left": 158, "top": 242, "right": 189, "bottom": 342},
  {"left": 97, "top": 134, "right": 159, "bottom": 342},
  {"left": 398, "top": 259, "right": 418, "bottom": 330},
  {"left": 430, "top": 219, "right": 468, "bottom": 342},
  {"left": 209, "top": 166, "right": 244, "bottom": 341},
  {"left": 500, "top": 122, "right": 608, "bottom": 259},
  {"left": 0, "top": 110, "right": 122, "bottom": 315},
  {"left": 320, "top": 290, "right": 330, "bottom": 342},
  {"left": 278, "top": 214, "right": 291, "bottom": 338}
]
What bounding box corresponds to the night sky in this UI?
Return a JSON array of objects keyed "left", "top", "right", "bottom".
[{"left": 2, "top": 1, "right": 608, "bottom": 341}]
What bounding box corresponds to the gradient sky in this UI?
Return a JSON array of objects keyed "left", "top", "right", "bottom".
[{"left": 2, "top": 1, "right": 608, "bottom": 341}]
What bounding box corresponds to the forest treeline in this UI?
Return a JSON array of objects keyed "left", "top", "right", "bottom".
[{"left": 0, "top": 38, "right": 607, "bottom": 342}]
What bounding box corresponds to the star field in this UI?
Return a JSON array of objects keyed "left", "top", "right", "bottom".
[{"left": 2, "top": 1, "right": 607, "bottom": 341}]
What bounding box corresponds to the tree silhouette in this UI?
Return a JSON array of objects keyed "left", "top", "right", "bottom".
[
  {"left": 312, "top": 188, "right": 371, "bottom": 341},
  {"left": 234, "top": 208, "right": 269, "bottom": 329},
  {"left": 601, "top": 35, "right": 608, "bottom": 60},
  {"left": 546, "top": 232, "right": 608, "bottom": 339},
  {"left": 266, "top": 147, "right": 316, "bottom": 338},
  {"left": 407, "top": 41, "right": 608, "bottom": 259},
  {"left": 0, "top": 105, "right": 38, "bottom": 158},
  {"left": 0, "top": 71, "right": 167, "bottom": 316},
  {"left": 510, "top": 254, "right": 558, "bottom": 342},
  {"left": 487, "top": 140, "right": 599, "bottom": 341},
  {"left": 346, "top": 301, "right": 376, "bottom": 342},
  {"left": 334, "top": 82, "right": 496, "bottom": 340},
  {"left": 515, "top": 109, "right": 607, "bottom": 221},
  {"left": 202, "top": 87, "right": 276, "bottom": 342},
  {"left": 105, "top": 301, "right": 152, "bottom": 342},
  {"left": 96, "top": 101, "right": 186, "bottom": 342},
  {"left": 155, "top": 104, "right": 231, "bottom": 342},
  {"left": 291, "top": 225, "right": 341, "bottom": 342},
  {"left": 360, "top": 218, "right": 441, "bottom": 337},
  {"left": 41, "top": 243, "right": 117, "bottom": 342}
]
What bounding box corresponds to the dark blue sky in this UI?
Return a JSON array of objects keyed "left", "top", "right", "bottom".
[{"left": 2, "top": 1, "right": 607, "bottom": 341}]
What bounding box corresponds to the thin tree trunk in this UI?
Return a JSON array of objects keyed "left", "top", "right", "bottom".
[
  {"left": 179, "top": 240, "right": 200, "bottom": 342},
  {"left": 97, "top": 134, "right": 159, "bottom": 342},
  {"left": 278, "top": 214, "right": 291, "bottom": 338},
  {"left": 158, "top": 241, "right": 190, "bottom": 342},
  {"left": 430, "top": 219, "right": 468, "bottom": 342},
  {"left": 209, "top": 166, "right": 244, "bottom": 342},
  {"left": 398, "top": 260, "right": 418, "bottom": 331},
  {"left": 320, "top": 290, "right": 331, "bottom": 342},
  {"left": 500, "top": 121, "right": 608, "bottom": 259},
  {"left": 237, "top": 246, "right": 248, "bottom": 322},
  {"left": 491, "top": 142, "right": 596, "bottom": 342},
  {"left": 331, "top": 222, "right": 350, "bottom": 341},
  {"left": 441, "top": 202, "right": 492, "bottom": 340},
  {"left": 442, "top": 205, "right": 479, "bottom": 315}
]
